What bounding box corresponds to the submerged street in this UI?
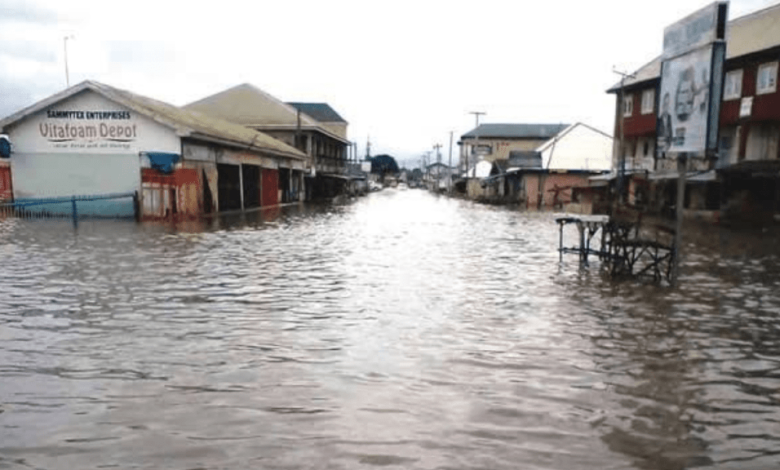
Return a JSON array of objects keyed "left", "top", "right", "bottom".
[{"left": 2, "top": 188, "right": 780, "bottom": 469}]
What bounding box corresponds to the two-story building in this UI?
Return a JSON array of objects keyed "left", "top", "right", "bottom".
[
  {"left": 458, "top": 123, "right": 569, "bottom": 174},
  {"left": 184, "top": 84, "right": 351, "bottom": 200},
  {"left": 470, "top": 123, "right": 612, "bottom": 208},
  {"left": 607, "top": 3, "right": 780, "bottom": 220}
]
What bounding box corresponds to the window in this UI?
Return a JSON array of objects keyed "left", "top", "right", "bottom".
[
  {"left": 746, "top": 123, "right": 780, "bottom": 161},
  {"left": 623, "top": 94, "right": 633, "bottom": 117},
  {"left": 723, "top": 69, "right": 743, "bottom": 100},
  {"left": 471, "top": 144, "right": 492, "bottom": 156},
  {"left": 641, "top": 89, "right": 655, "bottom": 115},
  {"left": 757, "top": 61, "right": 778, "bottom": 95}
]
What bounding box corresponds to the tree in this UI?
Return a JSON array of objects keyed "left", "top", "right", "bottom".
[{"left": 369, "top": 154, "right": 400, "bottom": 176}]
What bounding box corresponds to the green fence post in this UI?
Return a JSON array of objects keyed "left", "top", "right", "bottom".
[{"left": 71, "top": 196, "right": 78, "bottom": 228}]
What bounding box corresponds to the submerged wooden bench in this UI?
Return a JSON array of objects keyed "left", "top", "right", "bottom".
[{"left": 556, "top": 209, "right": 677, "bottom": 282}]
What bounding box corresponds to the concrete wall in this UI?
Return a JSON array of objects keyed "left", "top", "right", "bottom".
[
  {"left": 321, "top": 122, "right": 347, "bottom": 140},
  {"left": 467, "top": 178, "right": 494, "bottom": 199},
  {"left": 542, "top": 124, "right": 613, "bottom": 171},
  {"left": 461, "top": 138, "right": 547, "bottom": 166},
  {"left": 523, "top": 173, "right": 593, "bottom": 208}
]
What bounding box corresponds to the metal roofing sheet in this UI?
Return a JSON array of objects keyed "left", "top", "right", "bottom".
[
  {"left": 287, "top": 102, "right": 347, "bottom": 123},
  {"left": 461, "top": 123, "right": 569, "bottom": 139}
]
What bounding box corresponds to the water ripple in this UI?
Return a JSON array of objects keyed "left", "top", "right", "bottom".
[{"left": 1, "top": 190, "right": 780, "bottom": 469}]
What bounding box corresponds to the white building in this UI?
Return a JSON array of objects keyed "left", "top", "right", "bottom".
[{"left": 0, "top": 81, "right": 306, "bottom": 218}]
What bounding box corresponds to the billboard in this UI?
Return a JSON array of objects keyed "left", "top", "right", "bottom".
[
  {"left": 662, "top": 2, "right": 726, "bottom": 59},
  {"left": 657, "top": 1, "right": 727, "bottom": 157},
  {"left": 657, "top": 45, "right": 721, "bottom": 154}
]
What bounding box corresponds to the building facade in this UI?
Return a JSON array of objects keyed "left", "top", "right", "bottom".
[
  {"left": 608, "top": 3, "right": 780, "bottom": 219},
  {"left": 458, "top": 123, "right": 569, "bottom": 172},
  {"left": 461, "top": 123, "right": 612, "bottom": 209},
  {"left": 0, "top": 81, "right": 306, "bottom": 219},
  {"left": 184, "top": 84, "right": 351, "bottom": 199}
]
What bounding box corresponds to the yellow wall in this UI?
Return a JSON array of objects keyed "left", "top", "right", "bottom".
[{"left": 462, "top": 138, "right": 548, "bottom": 164}]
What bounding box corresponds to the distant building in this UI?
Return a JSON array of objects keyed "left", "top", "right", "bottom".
[
  {"left": 185, "top": 84, "right": 351, "bottom": 200},
  {"left": 0, "top": 80, "right": 306, "bottom": 218},
  {"left": 424, "top": 162, "right": 456, "bottom": 191},
  {"left": 458, "top": 123, "right": 569, "bottom": 172},
  {"left": 607, "top": 3, "right": 780, "bottom": 219},
  {"left": 461, "top": 122, "right": 612, "bottom": 208}
]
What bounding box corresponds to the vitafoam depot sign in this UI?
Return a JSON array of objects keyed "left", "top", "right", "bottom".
[
  {"left": 7, "top": 90, "right": 180, "bottom": 156},
  {"left": 39, "top": 109, "right": 138, "bottom": 147}
]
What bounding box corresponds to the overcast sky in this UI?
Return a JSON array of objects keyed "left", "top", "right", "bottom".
[{"left": 0, "top": 0, "right": 777, "bottom": 167}]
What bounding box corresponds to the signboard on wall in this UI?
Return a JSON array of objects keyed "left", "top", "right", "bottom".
[
  {"left": 38, "top": 109, "right": 138, "bottom": 151},
  {"left": 657, "top": 1, "right": 728, "bottom": 157},
  {"left": 6, "top": 90, "right": 180, "bottom": 155},
  {"left": 739, "top": 96, "right": 753, "bottom": 117}
]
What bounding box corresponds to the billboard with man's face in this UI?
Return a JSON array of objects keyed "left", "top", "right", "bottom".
[
  {"left": 656, "top": 46, "right": 713, "bottom": 155},
  {"left": 656, "top": 1, "right": 727, "bottom": 158}
]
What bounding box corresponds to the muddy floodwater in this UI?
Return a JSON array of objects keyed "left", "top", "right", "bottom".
[{"left": 2, "top": 188, "right": 780, "bottom": 470}]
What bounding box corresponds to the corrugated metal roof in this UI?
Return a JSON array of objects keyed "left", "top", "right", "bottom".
[
  {"left": 461, "top": 123, "right": 569, "bottom": 139},
  {"left": 287, "top": 102, "right": 347, "bottom": 123},
  {"left": 608, "top": 3, "right": 780, "bottom": 92},
  {"left": 185, "top": 84, "right": 348, "bottom": 144},
  {"left": 0, "top": 80, "right": 307, "bottom": 160}
]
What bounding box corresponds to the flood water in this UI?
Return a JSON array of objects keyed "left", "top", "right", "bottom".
[{"left": 2, "top": 188, "right": 780, "bottom": 470}]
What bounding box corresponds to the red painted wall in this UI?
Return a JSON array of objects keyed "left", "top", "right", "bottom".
[
  {"left": 618, "top": 59, "right": 780, "bottom": 143},
  {"left": 141, "top": 168, "right": 200, "bottom": 218},
  {"left": 141, "top": 168, "right": 199, "bottom": 187},
  {"left": 0, "top": 165, "right": 12, "bottom": 202},
  {"left": 262, "top": 169, "right": 279, "bottom": 206},
  {"left": 623, "top": 88, "right": 658, "bottom": 137}
]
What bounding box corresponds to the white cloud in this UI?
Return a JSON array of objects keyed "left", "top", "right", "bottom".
[{"left": 1, "top": 0, "right": 778, "bottom": 163}]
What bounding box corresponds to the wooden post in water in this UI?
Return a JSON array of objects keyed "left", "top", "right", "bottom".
[
  {"left": 133, "top": 191, "right": 140, "bottom": 222},
  {"left": 671, "top": 153, "right": 687, "bottom": 285},
  {"left": 71, "top": 196, "right": 78, "bottom": 228}
]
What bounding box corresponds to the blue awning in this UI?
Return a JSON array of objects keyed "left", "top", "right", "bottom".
[{"left": 145, "top": 152, "right": 180, "bottom": 174}]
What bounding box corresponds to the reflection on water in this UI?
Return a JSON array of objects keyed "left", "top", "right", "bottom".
[{"left": 1, "top": 189, "right": 779, "bottom": 469}]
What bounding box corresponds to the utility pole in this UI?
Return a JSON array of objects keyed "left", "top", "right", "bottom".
[
  {"left": 612, "top": 68, "right": 636, "bottom": 206},
  {"left": 295, "top": 109, "right": 302, "bottom": 151},
  {"left": 433, "top": 143, "right": 442, "bottom": 190},
  {"left": 671, "top": 152, "right": 687, "bottom": 285},
  {"left": 468, "top": 111, "right": 486, "bottom": 177},
  {"left": 365, "top": 136, "right": 371, "bottom": 160},
  {"left": 448, "top": 131, "right": 454, "bottom": 194},
  {"left": 64, "top": 35, "right": 75, "bottom": 88}
]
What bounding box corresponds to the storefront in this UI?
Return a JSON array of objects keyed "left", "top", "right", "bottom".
[{"left": 0, "top": 81, "right": 307, "bottom": 219}]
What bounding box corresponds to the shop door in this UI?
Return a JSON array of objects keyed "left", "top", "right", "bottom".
[
  {"left": 261, "top": 168, "right": 279, "bottom": 206},
  {"left": 217, "top": 164, "right": 241, "bottom": 212}
]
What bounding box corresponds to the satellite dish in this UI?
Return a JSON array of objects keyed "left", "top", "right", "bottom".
[{"left": 0, "top": 135, "right": 10, "bottom": 159}]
